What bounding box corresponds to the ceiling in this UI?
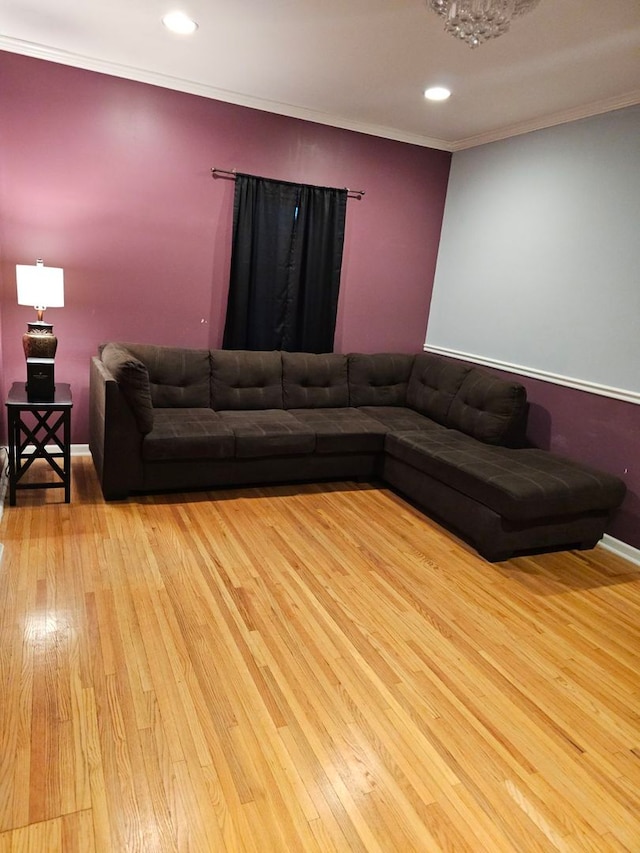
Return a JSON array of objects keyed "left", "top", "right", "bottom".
[{"left": 1, "top": 0, "right": 639, "bottom": 151}]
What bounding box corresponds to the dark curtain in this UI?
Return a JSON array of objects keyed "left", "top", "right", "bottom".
[{"left": 222, "top": 174, "right": 347, "bottom": 352}]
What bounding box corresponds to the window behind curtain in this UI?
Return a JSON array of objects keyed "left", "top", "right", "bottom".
[{"left": 222, "top": 174, "right": 347, "bottom": 353}]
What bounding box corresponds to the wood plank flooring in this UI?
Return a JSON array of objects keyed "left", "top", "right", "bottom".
[{"left": 1, "top": 455, "right": 639, "bottom": 851}]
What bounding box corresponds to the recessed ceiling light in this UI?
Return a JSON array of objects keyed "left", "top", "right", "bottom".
[
  {"left": 424, "top": 87, "right": 451, "bottom": 102},
  {"left": 162, "top": 11, "right": 199, "bottom": 35}
]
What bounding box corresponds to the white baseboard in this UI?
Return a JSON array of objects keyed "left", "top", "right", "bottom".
[
  {"left": 598, "top": 535, "right": 640, "bottom": 568},
  {"left": 8, "top": 443, "right": 90, "bottom": 457}
]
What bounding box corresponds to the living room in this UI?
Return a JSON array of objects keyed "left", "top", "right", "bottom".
[
  {"left": 1, "top": 45, "right": 640, "bottom": 549},
  {"left": 0, "top": 1, "right": 639, "bottom": 849}
]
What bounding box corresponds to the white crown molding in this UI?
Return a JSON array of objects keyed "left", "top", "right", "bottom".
[
  {"left": 450, "top": 90, "right": 640, "bottom": 151},
  {"left": 423, "top": 345, "right": 640, "bottom": 406},
  {"left": 599, "top": 536, "right": 640, "bottom": 569},
  {"left": 0, "top": 36, "right": 453, "bottom": 152},
  {"left": 3, "top": 36, "right": 640, "bottom": 154}
]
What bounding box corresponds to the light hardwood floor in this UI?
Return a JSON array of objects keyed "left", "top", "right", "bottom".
[{"left": 1, "top": 455, "right": 639, "bottom": 852}]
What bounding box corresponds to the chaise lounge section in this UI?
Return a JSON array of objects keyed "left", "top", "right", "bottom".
[{"left": 89, "top": 343, "right": 626, "bottom": 562}]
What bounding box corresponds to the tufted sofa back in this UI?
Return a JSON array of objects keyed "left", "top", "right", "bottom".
[
  {"left": 406, "top": 353, "right": 470, "bottom": 424},
  {"left": 348, "top": 353, "right": 414, "bottom": 407},
  {"left": 211, "top": 350, "right": 283, "bottom": 410},
  {"left": 406, "top": 353, "right": 527, "bottom": 446},
  {"left": 282, "top": 352, "right": 349, "bottom": 408},
  {"left": 118, "top": 342, "right": 210, "bottom": 408},
  {"left": 447, "top": 368, "right": 528, "bottom": 447},
  {"left": 99, "top": 344, "right": 528, "bottom": 448}
]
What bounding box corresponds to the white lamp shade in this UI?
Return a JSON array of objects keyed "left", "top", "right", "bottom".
[{"left": 16, "top": 260, "right": 64, "bottom": 309}]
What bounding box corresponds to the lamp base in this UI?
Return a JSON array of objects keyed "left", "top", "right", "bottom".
[
  {"left": 23, "top": 322, "right": 58, "bottom": 360},
  {"left": 26, "top": 358, "right": 55, "bottom": 402}
]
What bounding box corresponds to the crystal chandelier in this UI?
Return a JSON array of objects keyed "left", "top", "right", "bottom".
[{"left": 429, "top": 0, "right": 541, "bottom": 48}]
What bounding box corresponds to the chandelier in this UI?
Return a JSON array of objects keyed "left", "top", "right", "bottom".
[{"left": 428, "top": 0, "right": 541, "bottom": 48}]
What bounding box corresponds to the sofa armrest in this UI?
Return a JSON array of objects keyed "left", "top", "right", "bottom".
[{"left": 89, "top": 355, "right": 145, "bottom": 499}]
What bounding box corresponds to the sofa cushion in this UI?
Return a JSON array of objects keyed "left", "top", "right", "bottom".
[
  {"left": 448, "top": 368, "right": 527, "bottom": 446},
  {"left": 143, "top": 409, "right": 235, "bottom": 461},
  {"left": 211, "top": 350, "right": 283, "bottom": 410},
  {"left": 348, "top": 353, "right": 414, "bottom": 407},
  {"left": 101, "top": 342, "right": 154, "bottom": 434},
  {"left": 283, "top": 352, "right": 349, "bottom": 409},
  {"left": 289, "top": 408, "right": 387, "bottom": 454},
  {"left": 358, "top": 406, "right": 447, "bottom": 433},
  {"left": 406, "top": 353, "right": 470, "bottom": 425},
  {"left": 385, "top": 430, "right": 626, "bottom": 522},
  {"left": 119, "top": 342, "right": 210, "bottom": 408},
  {"left": 218, "top": 410, "right": 315, "bottom": 458}
]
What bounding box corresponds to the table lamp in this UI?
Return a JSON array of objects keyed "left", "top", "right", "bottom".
[{"left": 16, "top": 258, "right": 64, "bottom": 400}]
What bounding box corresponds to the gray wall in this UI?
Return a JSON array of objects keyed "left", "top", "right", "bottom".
[{"left": 425, "top": 105, "right": 640, "bottom": 398}]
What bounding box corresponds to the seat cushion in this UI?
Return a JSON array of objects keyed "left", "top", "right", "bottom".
[
  {"left": 348, "top": 353, "right": 414, "bottom": 407},
  {"left": 289, "top": 408, "right": 387, "bottom": 453},
  {"left": 359, "top": 406, "right": 447, "bottom": 433},
  {"left": 385, "top": 430, "right": 626, "bottom": 522},
  {"left": 211, "top": 350, "right": 283, "bottom": 410},
  {"left": 143, "top": 409, "right": 235, "bottom": 461},
  {"left": 218, "top": 410, "right": 315, "bottom": 458},
  {"left": 282, "top": 352, "right": 349, "bottom": 408}
]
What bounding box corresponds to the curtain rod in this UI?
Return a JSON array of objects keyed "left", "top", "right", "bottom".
[{"left": 211, "top": 167, "right": 365, "bottom": 199}]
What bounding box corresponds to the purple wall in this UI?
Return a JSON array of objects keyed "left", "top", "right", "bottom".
[
  {"left": 0, "top": 51, "right": 451, "bottom": 441},
  {"left": 526, "top": 384, "right": 639, "bottom": 551}
]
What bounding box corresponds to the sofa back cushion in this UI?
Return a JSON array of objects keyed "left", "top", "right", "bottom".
[
  {"left": 211, "top": 350, "right": 283, "bottom": 410},
  {"left": 406, "top": 353, "right": 470, "bottom": 424},
  {"left": 119, "top": 342, "right": 211, "bottom": 408},
  {"left": 348, "top": 353, "right": 414, "bottom": 407},
  {"left": 101, "top": 343, "right": 154, "bottom": 434},
  {"left": 283, "top": 352, "right": 349, "bottom": 408},
  {"left": 447, "top": 368, "right": 528, "bottom": 446}
]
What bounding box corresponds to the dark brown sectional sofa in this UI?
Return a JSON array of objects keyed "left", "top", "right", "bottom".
[{"left": 89, "top": 343, "right": 626, "bottom": 561}]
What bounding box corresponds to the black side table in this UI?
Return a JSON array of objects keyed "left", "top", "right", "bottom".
[{"left": 5, "top": 382, "right": 73, "bottom": 506}]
